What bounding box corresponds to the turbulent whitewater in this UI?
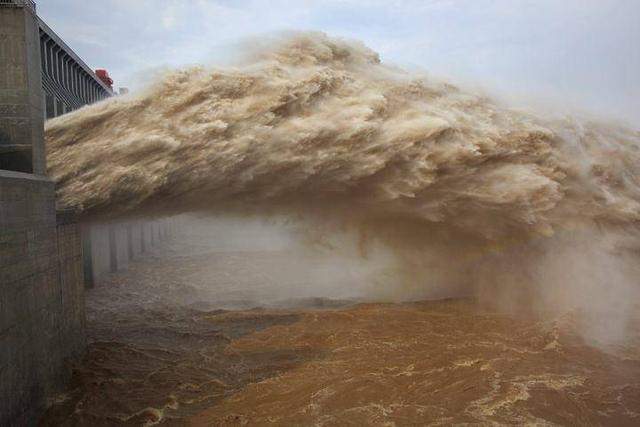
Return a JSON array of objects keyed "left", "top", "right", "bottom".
[
  {"left": 45, "top": 33, "right": 640, "bottom": 234},
  {"left": 40, "top": 33, "right": 640, "bottom": 424},
  {"left": 45, "top": 33, "right": 640, "bottom": 342}
]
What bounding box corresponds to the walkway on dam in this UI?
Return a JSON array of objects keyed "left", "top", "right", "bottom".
[{"left": 39, "top": 221, "right": 640, "bottom": 426}]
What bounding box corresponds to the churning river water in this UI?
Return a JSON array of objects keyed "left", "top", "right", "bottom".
[{"left": 40, "top": 223, "right": 640, "bottom": 426}]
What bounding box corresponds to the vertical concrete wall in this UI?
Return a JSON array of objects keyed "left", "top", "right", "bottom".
[
  {"left": 0, "top": 171, "right": 85, "bottom": 425},
  {"left": 143, "top": 221, "right": 153, "bottom": 250},
  {"left": 88, "top": 223, "right": 109, "bottom": 279},
  {"left": 1, "top": 4, "right": 86, "bottom": 424},
  {"left": 0, "top": 5, "right": 45, "bottom": 174},
  {"left": 130, "top": 223, "right": 142, "bottom": 257},
  {"left": 52, "top": 211, "right": 85, "bottom": 382},
  {"left": 114, "top": 224, "right": 129, "bottom": 271},
  {"left": 82, "top": 219, "right": 174, "bottom": 285}
]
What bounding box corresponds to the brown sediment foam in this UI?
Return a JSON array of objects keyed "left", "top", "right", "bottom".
[
  {"left": 45, "top": 32, "right": 640, "bottom": 236},
  {"left": 45, "top": 32, "right": 640, "bottom": 341}
]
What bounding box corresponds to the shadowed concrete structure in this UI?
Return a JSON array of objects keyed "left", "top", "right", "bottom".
[
  {"left": 1, "top": 2, "right": 181, "bottom": 423},
  {"left": 82, "top": 219, "right": 175, "bottom": 287},
  {"left": 0, "top": 0, "right": 44, "bottom": 174},
  {"left": 0, "top": 1, "right": 85, "bottom": 424}
]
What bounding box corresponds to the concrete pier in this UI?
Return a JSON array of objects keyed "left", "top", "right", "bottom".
[
  {"left": 0, "top": 0, "right": 45, "bottom": 174},
  {"left": 0, "top": 172, "right": 85, "bottom": 425},
  {"left": 1, "top": 2, "right": 85, "bottom": 424},
  {"left": 1, "top": 2, "right": 180, "bottom": 423},
  {"left": 81, "top": 219, "right": 175, "bottom": 285}
]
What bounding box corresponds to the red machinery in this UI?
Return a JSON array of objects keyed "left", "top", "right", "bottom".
[{"left": 95, "top": 69, "right": 113, "bottom": 89}]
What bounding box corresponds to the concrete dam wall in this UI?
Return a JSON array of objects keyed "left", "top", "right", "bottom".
[
  {"left": 83, "top": 219, "right": 174, "bottom": 286},
  {"left": 0, "top": 171, "right": 85, "bottom": 425},
  {"left": 0, "top": 2, "right": 178, "bottom": 423},
  {"left": 0, "top": 170, "right": 175, "bottom": 424},
  {"left": 0, "top": 2, "right": 87, "bottom": 423}
]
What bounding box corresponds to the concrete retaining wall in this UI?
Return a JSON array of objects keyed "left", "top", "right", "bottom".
[
  {"left": 86, "top": 223, "right": 109, "bottom": 280},
  {"left": 83, "top": 219, "right": 174, "bottom": 286},
  {"left": 0, "top": 170, "right": 85, "bottom": 425}
]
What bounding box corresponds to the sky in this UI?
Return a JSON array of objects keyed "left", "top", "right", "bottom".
[{"left": 38, "top": 0, "right": 640, "bottom": 125}]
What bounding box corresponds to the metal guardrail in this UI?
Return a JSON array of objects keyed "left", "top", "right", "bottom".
[{"left": 0, "top": 0, "right": 36, "bottom": 13}]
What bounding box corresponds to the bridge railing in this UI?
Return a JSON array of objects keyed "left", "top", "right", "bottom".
[{"left": 0, "top": 0, "right": 36, "bottom": 13}]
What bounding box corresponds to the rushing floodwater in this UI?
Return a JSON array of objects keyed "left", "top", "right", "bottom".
[
  {"left": 45, "top": 33, "right": 640, "bottom": 360},
  {"left": 37, "top": 30, "right": 640, "bottom": 426},
  {"left": 40, "top": 226, "right": 640, "bottom": 426}
]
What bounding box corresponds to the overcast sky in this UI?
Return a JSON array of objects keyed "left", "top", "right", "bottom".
[{"left": 38, "top": 0, "right": 639, "bottom": 125}]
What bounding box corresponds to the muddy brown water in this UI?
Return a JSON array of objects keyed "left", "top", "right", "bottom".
[{"left": 40, "top": 239, "right": 640, "bottom": 426}]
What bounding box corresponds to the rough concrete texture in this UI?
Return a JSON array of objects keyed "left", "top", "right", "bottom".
[
  {"left": 83, "top": 220, "right": 171, "bottom": 285},
  {"left": 0, "top": 6, "right": 45, "bottom": 174},
  {"left": 0, "top": 170, "right": 85, "bottom": 425},
  {"left": 86, "top": 224, "right": 110, "bottom": 280},
  {"left": 1, "top": 5, "right": 85, "bottom": 424}
]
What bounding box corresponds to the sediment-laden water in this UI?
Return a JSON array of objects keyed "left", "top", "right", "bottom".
[
  {"left": 45, "top": 32, "right": 640, "bottom": 345},
  {"left": 40, "top": 230, "right": 640, "bottom": 426},
  {"left": 40, "top": 32, "right": 640, "bottom": 425}
]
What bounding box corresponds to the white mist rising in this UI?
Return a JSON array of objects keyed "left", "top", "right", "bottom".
[{"left": 46, "top": 32, "right": 640, "bottom": 345}]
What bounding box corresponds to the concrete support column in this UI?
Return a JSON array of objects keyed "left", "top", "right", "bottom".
[
  {"left": 46, "top": 41, "right": 53, "bottom": 76},
  {"left": 0, "top": 3, "right": 45, "bottom": 174},
  {"left": 126, "top": 223, "right": 134, "bottom": 261},
  {"left": 108, "top": 224, "right": 117, "bottom": 273},
  {"left": 53, "top": 46, "right": 59, "bottom": 82},
  {"left": 140, "top": 222, "right": 146, "bottom": 252},
  {"left": 62, "top": 55, "right": 68, "bottom": 89},
  {"left": 39, "top": 36, "right": 46, "bottom": 75},
  {"left": 78, "top": 219, "right": 177, "bottom": 288},
  {"left": 82, "top": 225, "right": 94, "bottom": 288}
]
